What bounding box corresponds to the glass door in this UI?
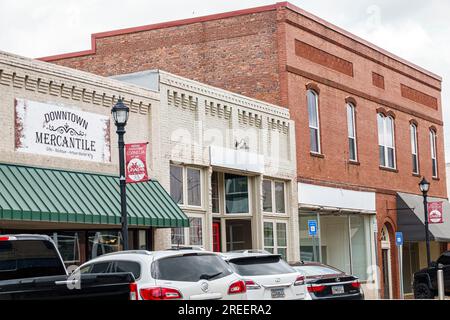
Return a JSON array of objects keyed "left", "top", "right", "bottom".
[{"left": 226, "top": 219, "right": 252, "bottom": 251}]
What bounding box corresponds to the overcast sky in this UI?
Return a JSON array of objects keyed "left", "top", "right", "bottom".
[{"left": 1, "top": 0, "right": 449, "bottom": 159}]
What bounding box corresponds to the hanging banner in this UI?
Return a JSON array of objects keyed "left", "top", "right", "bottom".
[
  {"left": 428, "top": 201, "right": 443, "bottom": 224},
  {"left": 125, "top": 143, "right": 149, "bottom": 184}
]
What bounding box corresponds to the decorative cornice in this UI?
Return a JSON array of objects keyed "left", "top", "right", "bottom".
[
  {"left": 158, "top": 70, "right": 291, "bottom": 120},
  {"left": 287, "top": 65, "right": 443, "bottom": 126},
  {"left": 0, "top": 51, "right": 157, "bottom": 114}
]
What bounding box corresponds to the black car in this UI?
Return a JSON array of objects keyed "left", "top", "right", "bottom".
[
  {"left": 290, "top": 262, "right": 364, "bottom": 300},
  {"left": 413, "top": 251, "right": 450, "bottom": 299}
]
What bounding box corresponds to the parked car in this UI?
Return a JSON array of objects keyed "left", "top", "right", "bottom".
[
  {"left": 290, "top": 261, "right": 364, "bottom": 300},
  {"left": 413, "top": 251, "right": 450, "bottom": 299},
  {"left": 0, "top": 234, "right": 136, "bottom": 300},
  {"left": 76, "top": 249, "right": 247, "bottom": 300},
  {"left": 221, "top": 252, "right": 310, "bottom": 300}
]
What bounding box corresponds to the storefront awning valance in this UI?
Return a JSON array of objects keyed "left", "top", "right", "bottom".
[
  {"left": 397, "top": 192, "right": 450, "bottom": 242},
  {"left": 0, "top": 163, "right": 189, "bottom": 228}
]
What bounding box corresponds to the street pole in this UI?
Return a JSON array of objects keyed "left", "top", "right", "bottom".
[
  {"left": 398, "top": 244, "right": 404, "bottom": 299},
  {"left": 117, "top": 124, "right": 129, "bottom": 251},
  {"left": 422, "top": 192, "right": 431, "bottom": 267}
]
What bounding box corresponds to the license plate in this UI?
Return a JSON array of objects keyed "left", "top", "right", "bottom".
[
  {"left": 271, "top": 288, "right": 285, "bottom": 299},
  {"left": 332, "top": 285, "right": 345, "bottom": 295}
]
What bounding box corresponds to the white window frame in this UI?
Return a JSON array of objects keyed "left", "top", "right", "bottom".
[
  {"left": 430, "top": 129, "right": 438, "bottom": 178},
  {"left": 307, "top": 90, "right": 321, "bottom": 154},
  {"left": 171, "top": 215, "right": 204, "bottom": 247},
  {"left": 410, "top": 123, "right": 419, "bottom": 174},
  {"left": 347, "top": 103, "right": 357, "bottom": 161},
  {"left": 223, "top": 173, "right": 252, "bottom": 216},
  {"left": 170, "top": 164, "right": 203, "bottom": 209},
  {"left": 377, "top": 114, "right": 396, "bottom": 169},
  {"left": 263, "top": 220, "right": 288, "bottom": 259},
  {"left": 262, "top": 179, "right": 287, "bottom": 215}
]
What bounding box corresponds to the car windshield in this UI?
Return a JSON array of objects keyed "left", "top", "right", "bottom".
[
  {"left": 0, "top": 240, "right": 66, "bottom": 280},
  {"left": 152, "top": 253, "right": 233, "bottom": 282},
  {"left": 228, "top": 255, "right": 295, "bottom": 276},
  {"left": 293, "top": 265, "right": 342, "bottom": 276}
]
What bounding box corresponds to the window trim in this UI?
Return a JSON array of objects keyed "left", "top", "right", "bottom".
[
  {"left": 430, "top": 129, "right": 438, "bottom": 178},
  {"left": 410, "top": 123, "right": 419, "bottom": 175},
  {"left": 377, "top": 113, "right": 396, "bottom": 170},
  {"left": 170, "top": 164, "right": 184, "bottom": 205},
  {"left": 223, "top": 173, "right": 251, "bottom": 215},
  {"left": 186, "top": 166, "right": 202, "bottom": 208},
  {"left": 171, "top": 215, "right": 204, "bottom": 247},
  {"left": 262, "top": 179, "right": 287, "bottom": 215},
  {"left": 307, "top": 89, "right": 321, "bottom": 154},
  {"left": 263, "top": 220, "right": 288, "bottom": 259},
  {"left": 170, "top": 164, "right": 203, "bottom": 209},
  {"left": 347, "top": 103, "right": 358, "bottom": 162}
]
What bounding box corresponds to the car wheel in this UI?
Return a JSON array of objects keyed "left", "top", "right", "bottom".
[{"left": 413, "top": 283, "right": 434, "bottom": 299}]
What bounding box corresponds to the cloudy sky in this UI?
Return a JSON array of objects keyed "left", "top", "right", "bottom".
[{"left": 1, "top": 0, "right": 449, "bottom": 158}]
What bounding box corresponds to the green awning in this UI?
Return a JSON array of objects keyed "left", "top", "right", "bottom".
[{"left": 0, "top": 163, "right": 189, "bottom": 228}]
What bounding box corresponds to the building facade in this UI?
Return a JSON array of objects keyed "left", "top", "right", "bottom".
[
  {"left": 0, "top": 51, "right": 298, "bottom": 266},
  {"left": 41, "top": 2, "right": 448, "bottom": 299},
  {"left": 113, "top": 70, "right": 298, "bottom": 261}
]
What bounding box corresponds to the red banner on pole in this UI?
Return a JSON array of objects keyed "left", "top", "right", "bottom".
[
  {"left": 427, "top": 201, "right": 443, "bottom": 224},
  {"left": 125, "top": 143, "right": 149, "bottom": 184}
]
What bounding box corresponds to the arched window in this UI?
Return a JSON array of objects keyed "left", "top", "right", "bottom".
[
  {"left": 430, "top": 129, "right": 438, "bottom": 177},
  {"left": 410, "top": 123, "right": 419, "bottom": 174},
  {"left": 347, "top": 103, "right": 357, "bottom": 161},
  {"left": 307, "top": 90, "right": 320, "bottom": 153},
  {"left": 377, "top": 113, "right": 396, "bottom": 169}
]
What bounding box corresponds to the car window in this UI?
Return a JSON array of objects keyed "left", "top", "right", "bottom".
[
  {"left": 89, "top": 262, "right": 112, "bottom": 273},
  {"left": 293, "top": 265, "right": 342, "bottom": 276},
  {"left": 113, "top": 261, "right": 141, "bottom": 279},
  {"left": 79, "top": 264, "right": 93, "bottom": 274},
  {"left": 437, "top": 253, "right": 450, "bottom": 266},
  {"left": 228, "top": 256, "right": 295, "bottom": 276},
  {"left": 0, "top": 240, "right": 66, "bottom": 281},
  {"left": 152, "top": 254, "right": 232, "bottom": 282}
]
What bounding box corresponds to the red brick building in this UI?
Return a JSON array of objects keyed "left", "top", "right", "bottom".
[{"left": 41, "top": 2, "right": 447, "bottom": 299}]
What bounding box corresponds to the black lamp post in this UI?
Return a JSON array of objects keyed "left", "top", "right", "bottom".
[
  {"left": 112, "top": 99, "right": 130, "bottom": 251},
  {"left": 419, "top": 177, "right": 431, "bottom": 267}
]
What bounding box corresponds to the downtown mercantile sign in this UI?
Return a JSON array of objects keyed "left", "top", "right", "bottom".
[{"left": 15, "top": 98, "right": 111, "bottom": 163}]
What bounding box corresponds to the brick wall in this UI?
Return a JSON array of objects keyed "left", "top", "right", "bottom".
[
  {"left": 45, "top": 4, "right": 446, "bottom": 198},
  {"left": 49, "top": 11, "right": 283, "bottom": 107}
]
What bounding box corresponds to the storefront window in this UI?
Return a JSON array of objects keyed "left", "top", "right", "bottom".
[
  {"left": 320, "top": 215, "right": 351, "bottom": 274},
  {"left": 187, "top": 168, "right": 201, "bottom": 206},
  {"left": 225, "top": 174, "right": 249, "bottom": 214},
  {"left": 211, "top": 172, "right": 220, "bottom": 213},
  {"left": 50, "top": 232, "right": 80, "bottom": 265},
  {"left": 87, "top": 231, "right": 122, "bottom": 260},
  {"left": 300, "top": 213, "right": 372, "bottom": 278},
  {"left": 276, "top": 223, "right": 287, "bottom": 260},
  {"left": 264, "top": 222, "right": 274, "bottom": 253},
  {"left": 189, "top": 217, "right": 203, "bottom": 246},
  {"left": 275, "top": 182, "right": 286, "bottom": 213},
  {"left": 171, "top": 227, "right": 186, "bottom": 246},
  {"left": 170, "top": 165, "right": 183, "bottom": 204},
  {"left": 262, "top": 180, "right": 272, "bottom": 212},
  {"left": 350, "top": 215, "right": 369, "bottom": 280},
  {"left": 299, "top": 214, "right": 320, "bottom": 262}
]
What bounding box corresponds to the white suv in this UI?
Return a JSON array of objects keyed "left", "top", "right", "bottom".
[
  {"left": 221, "top": 252, "right": 310, "bottom": 300},
  {"left": 76, "top": 250, "right": 247, "bottom": 300}
]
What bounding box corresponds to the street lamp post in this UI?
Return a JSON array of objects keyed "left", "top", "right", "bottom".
[
  {"left": 419, "top": 177, "right": 431, "bottom": 267},
  {"left": 112, "top": 99, "right": 130, "bottom": 251}
]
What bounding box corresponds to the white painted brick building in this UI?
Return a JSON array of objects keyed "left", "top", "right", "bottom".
[{"left": 0, "top": 51, "right": 299, "bottom": 262}]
